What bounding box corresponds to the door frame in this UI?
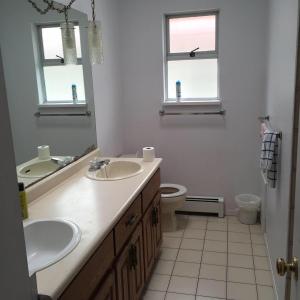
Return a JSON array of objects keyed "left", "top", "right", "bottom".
[{"left": 285, "top": 5, "right": 300, "bottom": 298}]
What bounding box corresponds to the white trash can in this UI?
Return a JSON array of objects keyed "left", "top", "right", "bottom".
[{"left": 235, "top": 194, "right": 261, "bottom": 225}]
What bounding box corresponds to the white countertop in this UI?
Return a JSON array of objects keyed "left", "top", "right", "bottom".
[{"left": 28, "top": 157, "right": 162, "bottom": 299}]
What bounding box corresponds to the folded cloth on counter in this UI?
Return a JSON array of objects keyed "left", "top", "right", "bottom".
[{"left": 260, "top": 130, "right": 279, "bottom": 188}]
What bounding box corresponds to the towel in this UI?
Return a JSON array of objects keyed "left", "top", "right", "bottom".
[{"left": 260, "top": 130, "right": 279, "bottom": 188}]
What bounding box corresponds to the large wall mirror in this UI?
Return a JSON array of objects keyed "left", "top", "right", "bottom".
[{"left": 0, "top": 0, "right": 97, "bottom": 187}]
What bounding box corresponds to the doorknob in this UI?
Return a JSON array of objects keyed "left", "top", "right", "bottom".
[{"left": 276, "top": 257, "right": 298, "bottom": 280}]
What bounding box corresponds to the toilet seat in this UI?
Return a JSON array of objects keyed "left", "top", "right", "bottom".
[{"left": 160, "top": 183, "right": 187, "bottom": 198}]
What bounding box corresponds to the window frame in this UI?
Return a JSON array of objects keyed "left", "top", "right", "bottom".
[
  {"left": 164, "top": 10, "right": 220, "bottom": 105},
  {"left": 36, "top": 23, "right": 86, "bottom": 105}
]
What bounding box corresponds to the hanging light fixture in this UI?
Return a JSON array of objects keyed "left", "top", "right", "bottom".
[
  {"left": 61, "top": 8, "right": 77, "bottom": 65},
  {"left": 27, "top": 0, "right": 103, "bottom": 65},
  {"left": 88, "top": 0, "right": 104, "bottom": 64}
]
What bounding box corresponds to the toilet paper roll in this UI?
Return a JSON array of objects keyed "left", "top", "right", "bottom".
[
  {"left": 143, "top": 147, "right": 155, "bottom": 162},
  {"left": 38, "top": 145, "right": 50, "bottom": 160}
]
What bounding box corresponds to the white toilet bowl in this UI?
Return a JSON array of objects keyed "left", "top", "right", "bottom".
[{"left": 160, "top": 183, "right": 187, "bottom": 232}]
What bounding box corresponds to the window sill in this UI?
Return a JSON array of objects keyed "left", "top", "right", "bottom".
[
  {"left": 163, "top": 99, "right": 221, "bottom": 106},
  {"left": 38, "top": 103, "right": 87, "bottom": 109}
]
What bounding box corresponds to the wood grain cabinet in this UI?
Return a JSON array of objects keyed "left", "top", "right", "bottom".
[{"left": 59, "top": 169, "right": 161, "bottom": 300}]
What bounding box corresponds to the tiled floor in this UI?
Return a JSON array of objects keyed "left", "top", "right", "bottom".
[{"left": 143, "top": 215, "right": 276, "bottom": 300}]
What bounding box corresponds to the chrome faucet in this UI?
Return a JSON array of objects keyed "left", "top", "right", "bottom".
[
  {"left": 51, "top": 156, "right": 74, "bottom": 167},
  {"left": 89, "top": 159, "right": 110, "bottom": 171}
]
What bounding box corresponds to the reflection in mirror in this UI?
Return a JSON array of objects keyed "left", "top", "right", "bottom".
[{"left": 0, "top": 0, "right": 97, "bottom": 187}]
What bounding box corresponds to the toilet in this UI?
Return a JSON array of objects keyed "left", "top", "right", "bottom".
[{"left": 160, "top": 183, "right": 187, "bottom": 232}]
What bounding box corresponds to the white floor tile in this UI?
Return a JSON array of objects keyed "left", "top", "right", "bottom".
[
  {"left": 196, "top": 296, "right": 225, "bottom": 300},
  {"left": 208, "top": 217, "right": 227, "bottom": 224},
  {"left": 207, "top": 222, "right": 227, "bottom": 232},
  {"left": 250, "top": 224, "right": 263, "bottom": 234},
  {"left": 162, "top": 237, "right": 181, "bottom": 249},
  {"left": 143, "top": 290, "right": 166, "bottom": 300},
  {"left": 204, "top": 240, "right": 227, "bottom": 253},
  {"left": 181, "top": 238, "right": 204, "bottom": 250},
  {"left": 228, "top": 232, "right": 251, "bottom": 244},
  {"left": 173, "top": 261, "right": 200, "bottom": 278},
  {"left": 251, "top": 234, "right": 265, "bottom": 245},
  {"left": 168, "top": 276, "right": 198, "bottom": 295},
  {"left": 163, "top": 230, "right": 184, "bottom": 238},
  {"left": 197, "top": 279, "right": 226, "bottom": 298},
  {"left": 154, "top": 260, "right": 175, "bottom": 275},
  {"left": 228, "top": 242, "right": 252, "bottom": 255},
  {"left": 228, "top": 223, "right": 250, "bottom": 233},
  {"left": 227, "top": 267, "right": 255, "bottom": 284},
  {"left": 148, "top": 274, "right": 170, "bottom": 292},
  {"left": 205, "top": 230, "right": 227, "bottom": 242},
  {"left": 186, "top": 220, "right": 207, "bottom": 230},
  {"left": 202, "top": 251, "right": 227, "bottom": 266},
  {"left": 255, "top": 270, "right": 273, "bottom": 286},
  {"left": 165, "top": 292, "right": 195, "bottom": 300},
  {"left": 227, "top": 216, "right": 240, "bottom": 224},
  {"left": 177, "top": 249, "right": 202, "bottom": 263},
  {"left": 227, "top": 282, "right": 257, "bottom": 300},
  {"left": 199, "top": 264, "right": 226, "bottom": 281},
  {"left": 228, "top": 254, "right": 254, "bottom": 268},
  {"left": 254, "top": 256, "right": 270, "bottom": 270},
  {"left": 257, "top": 285, "right": 275, "bottom": 300},
  {"left": 184, "top": 228, "right": 206, "bottom": 239},
  {"left": 160, "top": 248, "right": 179, "bottom": 261},
  {"left": 252, "top": 245, "right": 267, "bottom": 257}
]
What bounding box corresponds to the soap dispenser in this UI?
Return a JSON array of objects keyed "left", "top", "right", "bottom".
[{"left": 18, "top": 182, "right": 28, "bottom": 219}]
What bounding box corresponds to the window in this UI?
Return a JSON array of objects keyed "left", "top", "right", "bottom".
[
  {"left": 37, "top": 24, "right": 86, "bottom": 105},
  {"left": 164, "top": 12, "right": 219, "bottom": 103}
]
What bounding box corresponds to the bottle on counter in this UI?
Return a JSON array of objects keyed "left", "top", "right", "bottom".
[
  {"left": 176, "top": 80, "right": 181, "bottom": 100},
  {"left": 72, "top": 84, "right": 78, "bottom": 102},
  {"left": 19, "top": 182, "right": 28, "bottom": 220}
]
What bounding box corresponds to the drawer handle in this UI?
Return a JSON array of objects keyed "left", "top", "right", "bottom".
[
  {"left": 129, "top": 244, "right": 137, "bottom": 269},
  {"left": 152, "top": 207, "right": 159, "bottom": 225},
  {"left": 126, "top": 215, "right": 137, "bottom": 227}
]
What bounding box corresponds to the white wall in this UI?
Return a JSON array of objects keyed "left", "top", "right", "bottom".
[
  {"left": 69, "top": 0, "right": 124, "bottom": 156},
  {"left": 119, "top": 0, "right": 269, "bottom": 212},
  {"left": 0, "top": 1, "right": 97, "bottom": 165},
  {"left": 264, "top": 0, "right": 299, "bottom": 298},
  {"left": 0, "top": 50, "right": 31, "bottom": 300}
]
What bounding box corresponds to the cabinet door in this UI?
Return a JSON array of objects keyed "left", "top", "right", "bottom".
[
  {"left": 130, "top": 222, "right": 145, "bottom": 300},
  {"left": 153, "top": 193, "right": 162, "bottom": 257},
  {"left": 116, "top": 243, "right": 132, "bottom": 300},
  {"left": 143, "top": 203, "right": 155, "bottom": 282},
  {"left": 92, "top": 271, "right": 117, "bottom": 300},
  {"left": 116, "top": 223, "right": 145, "bottom": 300}
]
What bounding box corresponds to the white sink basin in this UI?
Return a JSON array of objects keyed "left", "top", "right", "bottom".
[
  {"left": 18, "top": 160, "right": 59, "bottom": 178},
  {"left": 87, "top": 160, "right": 143, "bottom": 181},
  {"left": 24, "top": 219, "right": 81, "bottom": 276}
]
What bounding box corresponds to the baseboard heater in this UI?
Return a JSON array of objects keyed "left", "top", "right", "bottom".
[{"left": 176, "top": 196, "right": 224, "bottom": 218}]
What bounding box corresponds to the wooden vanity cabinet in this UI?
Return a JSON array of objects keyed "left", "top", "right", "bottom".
[
  {"left": 59, "top": 169, "right": 161, "bottom": 300},
  {"left": 91, "top": 271, "right": 117, "bottom": 300}
]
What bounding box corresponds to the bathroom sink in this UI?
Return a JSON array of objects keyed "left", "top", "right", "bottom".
[
  {"left": 23, "top": 219, "right": 81, "bottom": 276},
  {"left": 18, "top": 160, "right": 60, "bottom": 178},
  {"left": 87, "top": 160, "right": 143, "bottom": 181}
]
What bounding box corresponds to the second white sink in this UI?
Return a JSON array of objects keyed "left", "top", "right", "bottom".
[
  {"left": 87, "top": 160, "right": 143, "bottom": 181},
  {"left": 18, "top": 160, "right": 59, "bottom": 178},
  {"left": 24, "top": 219, "right": 81, "bottom": 276}
]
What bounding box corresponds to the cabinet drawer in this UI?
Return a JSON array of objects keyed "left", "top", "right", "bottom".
[
  {"left": 115, "top": 195, "right": 142, "bottom": 254},
  {"left": 141, "top": 169, "right": 160, "bottom": 212},
  {"left": 59, "top": 232, "right": 114, "bottom": 300}
]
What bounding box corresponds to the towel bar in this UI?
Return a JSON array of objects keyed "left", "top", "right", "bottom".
[
  {"left": 159, "top": 109, "right": 226, "bottom": 116},
  {"left": 34, "top": 111, "right": 92, "bottom": 117}
]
